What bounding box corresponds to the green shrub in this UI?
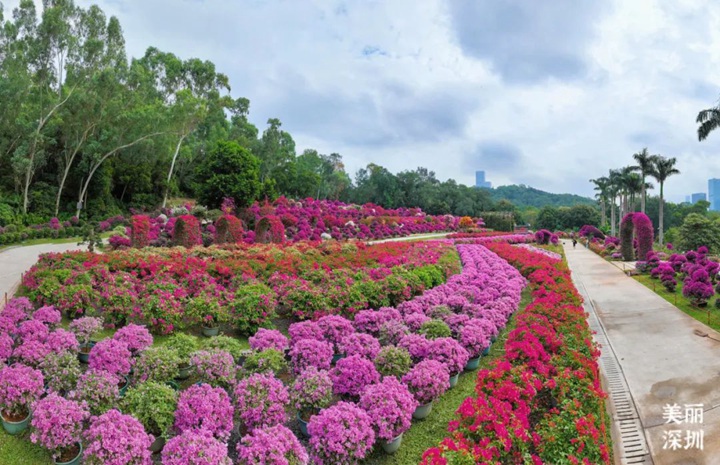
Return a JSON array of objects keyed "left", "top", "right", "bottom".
[
  {"left": 163, "top": 333, "right": 200, "bottom": 365},
  {"left": 228, "top": 283, "right": 277, "bottom": 334},
  {"left": 122, "top": 382, "right": 178, "bottom": 438},
  {"left": 374, "top": 346, "right": 412, "bottom": 378},
  {"left": 133, "top": 346, "right": 181, "bottom": 383},
  {"left": 202, "top": 335, "right": 246, "bottom": 361},
  {"left": 243, "top": 349, "right": 287, "bottom": 375},
  {"left": 419, "top": 319, "right": 452, "bottom": 339}
]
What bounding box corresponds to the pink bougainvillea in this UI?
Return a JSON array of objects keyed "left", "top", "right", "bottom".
[{"left": 173, "top": 215, "right": 202, "bottom": 248}]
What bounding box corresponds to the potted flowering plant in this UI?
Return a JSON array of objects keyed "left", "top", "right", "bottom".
[
  {"left": 427, "top": 337, "right": 470, "bottom": 387},
  {"left": 248, "top": 328, "right": 289, "bottom": 352},
  {"left": 112, "top": 324, "right": 153, "bottom": 355},
  {"left": 459, "top": 322, "right": 490, "bottom": 370},
  {"left": 163, "top": 332, "right": 199, "bottom": 379},
  {"left": 69, "top": 370, "right": 120, "bottom": 416},
  {"left": 291, "top": 367, "right": 333, "bottom": 436},
  {"left": 186, "top": 293, "right": 229, "bottom": 336},
  {"left": 374, "top": 345, "right": 413, "bottom": 378},
  {"left": 330, "top": 354, "right": 380, "bottom": 399},
  {"left": 83, "top": 409, "right": 153, "bottom": 465},
  {"left": 338, "top": 333, "right": 381, "bottom": 359},
  {"left": 0, "top": 363, "right": 44, "bottom": 434},
  {"left": 133, "top": 346, "right": 181, "bottom": 385},
  {"left": 418, "top": 319, "right": 452, "bottom": 339},
  {"left": 234, "top": 373, "right": 290, "bottom": 432},
  {"left": 401, "top": 359, "right": 450, "bottom": 419},
  {"left": 30, "top": 393, "right": 89, "bottom": 464},
  {"left": 317, "top": 315, "right": 355, "bottom": 362},
  {"left": 237, "top": 424, "right": 309, "bottom": 465},
  {"left": 88, "top": 339, "right": 132, "bottom": 394},
  {"left": 162, "top": 429, "right": 232, "bottom": 465},
  {"left": 69, "top": 316, "right": 103, "bottom": 363},
  {"left": 122, "top": 382, "right": 177, "bottom": 453},
  {"left": 307, "top": 401, "right": 375, "bottom": 465},
  {"left": 190, "top": 349, "right": 237, "bottom": 387},
  {"left": 201, "top": 334, "right": 246, "bottom": 361},
  {"left": 174, "top": 383, "right": 234, "bottom": 440},
  {"left": 289, "top": 338, "right": 333, "bottom": 374},
  {"left": 243, "top": 349, "right": 288, "bottom": 376},
  {"left": 33, "top": 305, "right": 62, "bottom": 329},
  {"left": 39, "top": 351, "right": 82, "bottom": 394},
  {"left": 359, "top": 377, "right": 417, "bottom": 453}
]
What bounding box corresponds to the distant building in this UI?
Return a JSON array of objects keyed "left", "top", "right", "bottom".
[
  {"left": 691, "top": 193, "right": 707, "bottom": 204},
  {"left": 475, "top": 171, "right": 492, "bottom": 189},
  {"left": 685, "top": 195, "right": 691, "bottom": 203},
  {"left": 709, "top": 179, "right": 720, "bottom": 211}
]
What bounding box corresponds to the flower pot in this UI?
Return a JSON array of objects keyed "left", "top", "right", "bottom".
[
  {"left": 381, "top": 433, "right": 403, "bottom": 454},
  {"left": 297, "top": 412, "right": 310, "bottom": 437},
  {"left": 202, "top": 326, "right": 220, "bottom": 337},
  {"left": 449, "top": 373, "right": 459, "bottom": 388},
  {"left": 149, "top": 436, "right": 166, "bottom": 454},
  {"left": 118, "top": 375, "right": 130, "bottom": 397},
  {"left": 78, "top": 342, "right": 96, "bottom": 364},
  {"left": 412, "top": 401, "right": 433, "bottom": 420},
  {"left": 166, "top": 380, "right": 180, "bottom": 391},
  {"left": 1, "top": 410, "right": 31, "bottom": 435},
  {"left": 464, "top": 356, "right": 481, "bottom": 371},
  {"left": 331, "top": 353, "right": 346, "bottom": 364},
  {"left": 176, "top": 364, "right": 193, "bottom": 380},
  {"left": 482, "top": 342, "right": 491, "bottom": 356},
  {"left": 491, "top": 334, "right": 497, "bottom": 343},
  {"left": 55, "top": 443, "right": 82, "bottom": 465}
]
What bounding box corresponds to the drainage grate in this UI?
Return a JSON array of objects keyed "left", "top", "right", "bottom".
[{"left": 577, "top": 280, "right": 653, "bottom": 464}]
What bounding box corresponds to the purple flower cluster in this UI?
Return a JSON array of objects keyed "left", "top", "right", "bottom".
[
  {"left": 287, "top": 320, "right": 324, "bottom": 346},
  {"left": 330, "top": 354, "right": 380, "bottom": 398},
  {"left": 307, "top": 401, "right": 375, "bottom": 465},
  {"left": 317, "top": 315, "right": 355, "bottom": 352},
  {"left": 32, "top": 305, "right": 61, "bottom": 327},
  {"left": 69, "top": 316, "right": 103, "bottom": 346},
  {"left": 402, "top": 360, "right": 450, "bottom": 405},
  {"left": 292, "top": 367, "right": 333, "bottom": 412},
  {"left": 249, "top": 328, "right": 289, "bottom": 352},
  {"left": 30, "top": 393, "right": 89, "bottom": 459},
  {"left": 174, "top": 383, "right": 234, "bottom": 440},
  {"left": 162, "top": 430, "right": 231, "bottom": 465},
  {"left": 113, "top": 324, "right": 153, "bottom": 353},
  {"left": 83, "top": 409, "right": 153, "bottom": 465},
  {"left": 234, "top": 373, "right": 289, "bottom": 431},
  {"left": 339, "top": 333, "right": 381, "bottom": 359},
  {"left": 88, "top": 339, "right": 133, "bottom": 378},
  {"left": 359, "top": 376, "right": 417, "bottom": 441},
  {"left": 69, "top": 370, "right": 120, "bottom": 416},
  {"left": 237, "top": 424, "right": 309, "bottom": 465},
  {"left": 0, "top": 363, "right": 44, "bottom": 417},
  {"left": 289, "top": 338, "right": 333, "bottom": 374},
  {"left": 426, "top": 337, "right": 470, "bottom": 376},
  {"left": 190, "top": 350, "right": 236, "bottom": 387}
]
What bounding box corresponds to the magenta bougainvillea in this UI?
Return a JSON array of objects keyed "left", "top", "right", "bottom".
[
  {"left": 173, "top": 215, "right": 202, "bottom": 248},
  {"left": 130, "top": 215, "right": 151, "bottom": 248},
  {"left": 236, "top": 424, "right": 309, "bottom": 465},
  {"left": 30, "top": 393, "right": 89, "bottom": 460},
  {"left": 162, "top": 429, "right": 231, "bottom": 465},
  {"left": 83, "top": 409, "right": 153, "bottom": 465},
  {"left": 255, "top": 215, "right": 286, "bottom": 244},
  {"left": 174, "top": 383, "right": 234, "bottom": 440},
  {"left": 633, "top": 212, "right": 654, "bottom": 261},
  {"left": 307, "top": 401, "right": 375, "bottom": 465},
  {"left": 234, "top": 373, "right": 290, "bottom": 431},
  {"left": 214, "top": 215, "right": 244, "bottom": 244}
]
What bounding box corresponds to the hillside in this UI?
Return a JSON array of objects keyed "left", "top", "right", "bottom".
[{"left": 490, "top": 184, "right": 596, "bottom": 208}]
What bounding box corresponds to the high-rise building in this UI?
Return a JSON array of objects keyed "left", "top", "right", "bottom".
[
  {"left": 475, "top": 171, "right": 492, "bottom": 189},
  {"left": 691, "top": 193, "right": 707, "bottom": 204},
  {"left": 709, "top": 179, "right": 720, "bottom": 211}
]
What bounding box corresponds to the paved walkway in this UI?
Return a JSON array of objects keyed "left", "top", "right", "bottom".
[
  {"left": 0, "top": 242, "right": 88, "bottom": 305},
  {"left": 563, "top": 242, "right": 720, "bottom": 465}
]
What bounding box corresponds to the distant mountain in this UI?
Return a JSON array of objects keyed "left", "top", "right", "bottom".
[{"left": 489, "top": 184, "right": 596, "bottom": 208}]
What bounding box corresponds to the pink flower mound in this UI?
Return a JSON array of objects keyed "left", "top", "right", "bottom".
[
  {"left": 292, "top": 367, "right": 333, "bottom": 412},
  {"left": 0, "top": 334, "right": 12, "bottom": 362},
  {"left": 161, "top": 429, "right": 231, "bottom": 465},
  {"left": 427, "top": 337, "right": 469, "bottom": 376},
  {"left": 17, "top": 319, "right": 50, "bottom": 343},
  {"left": 359, "top": 377, "right": 418, "bottom": 441},
  {"left": 398, "top": 334, "right": 431, "bottom": 361},
  {"left": 237, "top": 424, "right": 309, "bottom": 465},
  {"left": 330, "top": 354, "right": 380, "bottom": 398},
  {"left": 13, "top": 339, "right": 51, "bottom": 366},
  {"left": 404, "top": 312, "right": 431, "bottom": 331},
  {"left": 0, "top": 363, "right": 44, "bottom": 417},
  {"left": 190, "top": 350, "right": 236, "bottom": 387},
  {"left": 174, "top": 383, "right": 234, "bottom": 440},
  {"left": 46, "top": 329, "right": 79, "bottom": 353},
  {"left": 339, "top": 333, "right": 381, "bottom": 359},
  {"left": 83, "top": 409, "right": 153, "bottom": 465},
  {"left": 69, "top": 371, "right": 120, "bottom": 416},
  {"left": 249, "top": 328, "right": 289, "bottom": 352},
  {"left": 113, "top": 324, "right": 153, "bottom": 353},
  {"left": 402, "top": 360, "right": 450, "bottom": 405},
  {"left": 234, "top": 373, "right": 289, "bottom": 431},
  {"left": 633, "top": 212, "right": 654, "bottom": 261},
  {"left": 30, "top": 393, "right": 89, "bottom": 460},
  {"left": 33, "top": 306, "right": 61, "bottom": 327},
  {"left": 290, "top": 338, "right": 333, "bottom": 374},
  {"left": 69, "top": 317, "right": 103, "bottom": 345},
  {"left": 307, "top": 401, "right": 375, "bottom": 465},
  {"left": 459, "top": 321, "right": 490, "bottom": 358},
  {"left": 317, "top": 315, "right": 355, "bottom": 352},
  {"left": 288, "top": 320, "right": 324, "bottom": 347},
  {"left": 353, "top": 307, "right": 402, "bottom": 336},
  {"left": 88, "top": 339, "right": 132, "bottom": 378}
]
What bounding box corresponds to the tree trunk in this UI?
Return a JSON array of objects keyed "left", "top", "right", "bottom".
[
  {"left": 162, "top": 133, "right": 188, "bottom": 209},
  {"left": 610, "top": 198, "right": 617, "bottom": 236},
  {"left": 640, "top": 177, "right": 646, "bottom": 213},
  {"left": 600, "top": 199, "right": 607, "bottom": 227},
  {"left": 659, "top": 183, "right": 665, "bottom": 245}
]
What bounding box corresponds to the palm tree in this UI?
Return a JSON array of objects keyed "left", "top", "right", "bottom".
[
  {"left": 632, "top": 148, "right": 655, "bottom": 213},
  {"left": 617, "top": 166, "right": 637, "bottom": 218},
  {"left": 590, "top": 176, "right": 611, "bottom": 227},
  {"left": 697, "top": 104, "right": 720, "bottom": 141},
  {"left": 608, "top": 169, "right": 623, "bottom": 236},
  {"left": 626, "top": 173, "right": 643, "bottom": 209},
  {"left": 649, "top": 156, "right": 680, "bottom": 244}
]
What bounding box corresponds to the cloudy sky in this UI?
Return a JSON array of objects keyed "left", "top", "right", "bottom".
[{"left": 7, "top": 0, "right": 720, "bottom": 202}]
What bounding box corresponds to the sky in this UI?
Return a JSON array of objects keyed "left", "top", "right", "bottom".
[{"left": 5, "top": 0, "right": 720, "bottom": 202}]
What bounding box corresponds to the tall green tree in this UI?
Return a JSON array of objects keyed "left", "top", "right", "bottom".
[
  {"left": 194, "top": 140, "right": 261, "bottom": 209},
  {"left": 697, "top": 101, "right": 720, "bottom": 141},
  {"left": 590, "top": 176, "right": 610, "bottom": 227},
  {"left": 632, "top": 148, "right": 655, "bottom": 213},
  {"left": 650, "top": 156, "right": 680, "bottom": 245}
]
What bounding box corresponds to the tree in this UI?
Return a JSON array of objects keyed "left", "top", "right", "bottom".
[
  {"left": 194, "top": 140, "right": 261, "bottom": 209},
  {"left": 649, "top": 156, "right": 680, "bottom": 245},
  {"left": 632, "top": 148, "right": 655, "bottom": 213},
  {"left": 590, "top": 176, "right": 610, "bottom": 227},
  {"left": 536, "top": 206, "right": 560, "bottom": 230},
  {"left": 678, "top": 213, "right": 720, "bottom": 252},
  {"left": 697, "top": 102, "right": 720, "bottom": 141}
]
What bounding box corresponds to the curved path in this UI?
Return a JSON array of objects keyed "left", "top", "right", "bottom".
[
  {"left": 564, "top": 242, "right": 720, "bottom": 465},
  {"left": 0, "top": 242, "right": 88, "bottom": 305}
]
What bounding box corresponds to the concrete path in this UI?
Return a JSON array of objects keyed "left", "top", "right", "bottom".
[
  {"left": 563, "top": 242, "right": 720, "bottom": 465},
  {"left": 0, "top": 242, "right": 88, "bottom": 305},
  {"left": 368, "top": 232, "right": 449, "bottom": 244}
]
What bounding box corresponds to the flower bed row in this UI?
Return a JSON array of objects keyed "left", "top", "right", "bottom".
[
  {"left": 452, "top": 234, "right": 534, "bottom": 245},
  {"left": 21, "top": 241, "right": 459, "bottom": 334},
  {"left": 422, "top": 242, "right": 611, "bottom": 464},
  {"left": 514, "top": 243, "right": 562, "bottom": 261},
  {"left": 0, "top": 243, "right": 524, "bottom": 464}
]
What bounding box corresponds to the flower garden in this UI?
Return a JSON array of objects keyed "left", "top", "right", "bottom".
[{"left": 0, "top": 215, "right": 611, "bottom": 464}]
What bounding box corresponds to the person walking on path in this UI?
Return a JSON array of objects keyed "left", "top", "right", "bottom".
[{"left": 572, "top": 238, "right": 577, "bottom": 248}]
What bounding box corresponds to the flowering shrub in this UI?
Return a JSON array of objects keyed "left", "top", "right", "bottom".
[
  {"left": 33, "top": 305, "right": 61, "bottom": 327},
  {"left": 378, "top": 319, "right": 410, "bottom": 346},
  {"left": 0, "top": 364, "right": 44, "bottom": 418},
  {"left": 39, "top": 350, "right": 81, "bottom": 393},
  {"left": 292, "top": 367, "right": 333, "bottom": 413},
  {"left": 419, "top": 319, "right": 452, "bottom": 339},
  {"left": 684, "top": 268, "right": 714, "bottom": 305},
  {"left": 288, "top": 320, "right": 324, "bottom": 346},
  {"left": 174, "top": 383, "right": 234, "bottom": 440},
  {"left": 426, "top": 337, "right": 470, "bottom": 376},
  {"left": 46, "top": 328, "right": 80, "bottom": 353},
  {"left": 133, "top": 346, "right": 181, "bottom": 383},
  {"left": 69, "top": 316, "right": 103, "bottom": 346},
  {"left": 339, "top": 332, "right": 381, "bottom": 359},
  {"left": 317, "top": 315, "right": 355, "bottom": 352},
  {"left": 360, "top": 376, "right": 417, "bottom": 441},
  {"left": 122, "top": 382, "right": 177, "bottom": 438},
  {"left": 353, "top": 307, "right": 402, "bottom": 336},
  {"left": 330, "top": 354, "right": 380, "bottom": 398},
  {"left": 70, "top": 370, "right": 120, "bottom": 415},
  {"left": 620, "top": 213, "right": 635, "bottom": 261},
  {"left": 255, "top": 215, "right": 286, "bottom": 243},
  {"left": 402, "top": 360, "right": 450, "bottom": 405},
  {"left": 534, "top": 229, "right": 552, "bottom": 245},
  {"left": 131, "top": 215, "right": 151, "bottom": 248},
  {"left": 0, "top": 334, "right": 12, "bottom": 363},
  {"left": 237, "top": 424, "right": 309, "bottom": 465},
  {"left": 113, "top": 324, "right": 153, "bottom": 353},
  {"left": 162, "top": 429, "right": 232, "bottom": 465},
  {"left": 227, "top": 283, "right": 278, "bottom": 335},
  {"left": 307, "top": 401, "right": 375, "bottom": 465},
  {"left": 88, "top": 339, "right": 133, "bottom": 378},
  {"left": 173, "top": 214, "right": 202, "bottom": 248},
  {"left": 459, "top": 320, "right": 491, "bottom": 357},
  {"left": 374, "top": 345, "right": 413, "bottom": 378},
  {"left": 164, "top": 332, "right": 200, "bottom": 365},
  {"left": 398, "top": 333, "right": 432, "bottom": 362},
  {"left": 17, "top": 319, "right": 49, "bottom": 343},
  {"left": 190, "top": 350, "right": 237, "bottom": 387},
  {"left": 248, "top": 328, "right": 289, "bottom": 352},
  {"left": 234, "top": 373, "right": 290, "bottom": 431},
  {"left": 201, "top": 335, "right": 245, "bottom": 361},
  {"left": 83, "top": 409, "right": 153, "bottom": 465},
  {"left": 243, "top": 349, "right": 287, "bottom": 375},
  {"left": 30, "top": 393, "right": 89, "bottom": 460},
  {"left": 214, "top": 214, "right": 244, "bottom": 244},
  {"left": 290, "top": 338, "right": 333, "bottom": 374}
]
